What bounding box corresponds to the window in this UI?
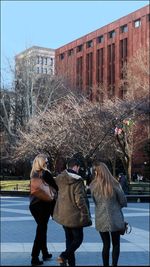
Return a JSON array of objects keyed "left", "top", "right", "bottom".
[
  {"left": 37, "top": 67, "right": 40, "bottom": 74},
  {"left": 109, "top": 30, "right": 115, "bottom": 38},
  {"left": 44, "top": 68, "right": 47, "bottom": 74},
  {"left": 77, "top": 44, "right": 83, "bottom": 52},
  {"left": 86, "top": 40, "right": 93, "bottom": 48},
  {"left": 107, "top": 44, "right": 115, "bottom": 98},
  {"left": 40, "top": 57, "right": 43, "bottom": 65},
  {"left": 60, "top": 53, "right": 64, "bottom": 60},
  {"left": 50, "top": 58, "right": 53, "bottom": 66},
  {"left": 37, "top": 56, "right": 40, "bottom": 64},
  {"left": 120, "top": 24, "right": 128, "bottom": 33},
  {"left": 147, "top": 14, "right": 150, "bottom": 22},
  {"left": 97, "top": 35, "right": 104, "bottom": 43},
  {"left": 68, "top": 49, "right": 74, "bottom": 56},
  {"left": 44, "top": 58, "right": 47, "bottom": 65},
  {"left": 76, "top": 57, "right": 83, "bottom": 89},
  {"left": 96, "top": 48, "right": 104, "bottom": 84},
  {"left": 119, "top": 84, "right": 127, "bottom": 99},
  {"left": 86, "top": 52, "right": 93, "bottom": 97},
  {"left": 134, "top": 19, "right": 141, "bottom": 28},
  {"left": 120, "top": 38, "right": 128, "bottom": 78}
]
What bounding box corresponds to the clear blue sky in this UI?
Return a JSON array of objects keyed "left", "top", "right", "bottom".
[{"left": 1, "top": 0, "right": 149, "bottom": 87}]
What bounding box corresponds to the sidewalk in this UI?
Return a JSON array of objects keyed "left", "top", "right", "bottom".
[{"left": 0, "top": 196, "right": 149, "bottom": 266}]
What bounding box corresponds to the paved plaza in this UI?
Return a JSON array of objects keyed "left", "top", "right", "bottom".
[{"left": 0, "top": 196, "right": 149, "bottom": 266}]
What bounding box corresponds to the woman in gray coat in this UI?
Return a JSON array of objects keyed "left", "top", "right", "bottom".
[{"left": 90, "top": 162, "right": 127, "bottom": 266}]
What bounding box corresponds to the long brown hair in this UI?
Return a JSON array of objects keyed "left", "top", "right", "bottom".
[
  {"left": 90, "top": 162, "right": 118, "bottom": 198},
  {"left": 30, "top": 153, "right": 50, "bottom": 178}
]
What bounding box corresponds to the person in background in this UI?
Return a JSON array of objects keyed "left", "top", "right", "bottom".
[
  {"left": 29, "top": 154, "right": 58, "bottom": 266},
  {"left": 90, "top": 162, "right": 127, "bottom": 267},
  {"left": 53, "top": 158, "right": 92, "bottom": 266},
  {"left": 118, "top": 173, "right": 129, "bottom": 194},
  {"left": 137, "top": 173, "right": 143, "bottom": 182}
]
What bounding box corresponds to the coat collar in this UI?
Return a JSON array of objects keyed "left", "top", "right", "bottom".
[{"left": 66, "top": 170, "right": 81, "bottom": 180}]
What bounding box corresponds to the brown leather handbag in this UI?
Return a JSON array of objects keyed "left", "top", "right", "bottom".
[{"left": 30, "top": 176, "right": 57, "bottom": 202}]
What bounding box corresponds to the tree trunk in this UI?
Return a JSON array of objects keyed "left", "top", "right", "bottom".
[
  {"left": 111, "top": 157, "right": 116, "bottom": 177},
  {"left": 127, "top": 156, "right": 132, "bottom": 182}
]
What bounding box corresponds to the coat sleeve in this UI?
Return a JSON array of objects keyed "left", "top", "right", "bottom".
[
  {"left": 42, "top": 170, "right": 58, "bottom": 191},
  {"left": 74, "top": 180, "right": 92, "bottom": 225},
  {"left": 115, "top": 184, "right": 127, "bottom": 208}
]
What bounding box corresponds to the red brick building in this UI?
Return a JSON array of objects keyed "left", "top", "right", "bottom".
[{"left": 55, "top": 5, "right": 149, "bottom": 99}]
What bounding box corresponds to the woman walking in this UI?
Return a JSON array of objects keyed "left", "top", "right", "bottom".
[
  {"left": 29, "top": 154, "right": 58, "bottom": 266},
  {"left": 90, "top": 162, "right": 127, "bottom": 266}
]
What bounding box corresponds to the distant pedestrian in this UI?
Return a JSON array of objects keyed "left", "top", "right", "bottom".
[
  {"left": 137, "top": 174, "right": 143, "bottom": 182},
  {"left": 53, "top": 158, "right": 92, "bottom": 266},
  {"left": 90, "top": 162, "right": 127, "bottom": 266},
  {"left": 118, "top": 173, "right": 129, "bottom": 194},
  {"left": 29, "top": 154, "right": 58, "bottom": 266},
  {"left": 132, "top": 173, "right": 137, "bottom": 182}
]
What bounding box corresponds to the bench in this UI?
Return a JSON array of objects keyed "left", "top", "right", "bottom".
[
  {"left": 126, "top": 194, "right": 150, "bottom": 203},
  {"left": 128, "top": 183, "right": 150, "bottom": 196}
]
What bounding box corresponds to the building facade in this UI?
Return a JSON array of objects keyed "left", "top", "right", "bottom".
[
  {"left": 15, "top": 46, "right": 55, "bottom": 77},
  {"left": 15, "top": 46, "right": 55, "bottom": 121},
  {"left": 55, "top": 5, "right": 149, "bottom": 100}
]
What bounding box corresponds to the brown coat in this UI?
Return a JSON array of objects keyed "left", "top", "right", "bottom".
[{"left": 53, "top": 170, "right": 92, "bottom": 228}]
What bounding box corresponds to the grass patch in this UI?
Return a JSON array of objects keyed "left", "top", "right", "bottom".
[{"left": 0, "top": 180, "right": 30, "bottom": 191}]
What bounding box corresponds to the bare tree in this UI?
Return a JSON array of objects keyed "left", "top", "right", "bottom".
[
  {"left": 11, "top": 48, "right": 149, "bottom": 180},
  {"left": 15, "top": 53, "right": 69, "bottom": 126},
  {"left": 111, "top": 48, "right": 149, "bottom": 180}
]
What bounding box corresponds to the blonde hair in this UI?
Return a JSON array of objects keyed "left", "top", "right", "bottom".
[
  {"left": 90, "top": 162, "right": 118, "bottom": 198},
  {"left": 30, "top": 153, "right": 49, "bottom": 178}
]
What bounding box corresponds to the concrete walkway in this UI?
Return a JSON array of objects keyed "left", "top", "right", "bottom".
[{"left": 0, "top": 196, "right": 149, "bottom": 266}]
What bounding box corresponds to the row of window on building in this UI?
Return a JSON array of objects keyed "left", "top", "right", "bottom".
[
  {"left": 59, "top": 16, "right": 149, "bottom": 60},
  {"left": 37, "top": 56, "right": 54, "bottom": 66},
  {"left": 36, "top": 67, "right": 53, "bottom": 74},
  {"left": 76, "top": 39, "right": 128, "bottom": 92}
]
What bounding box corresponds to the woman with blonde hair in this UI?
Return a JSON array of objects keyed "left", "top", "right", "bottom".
[
  {"left": 90, "top": 162, "right": 127, "bottom": 266},
  {"left": 29, "top": 154, "right": 58, "bottom": 266}
]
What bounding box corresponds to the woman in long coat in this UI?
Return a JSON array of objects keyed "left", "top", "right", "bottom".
[{"left": 90, "top": 162, "right": 127, "bottom": 266}]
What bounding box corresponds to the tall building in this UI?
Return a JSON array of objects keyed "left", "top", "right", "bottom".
[
  {"left": 15, "top": 46, "right": 55, "bottom": 77},
  {"left": 55, "top": 5, "right": 149, "bottom": 100},
  {"left": 14, "top": 46, "right": 55, "bottom": 124}
]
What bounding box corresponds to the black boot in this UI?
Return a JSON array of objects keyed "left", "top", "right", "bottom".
[
  {"left": 42, "top": 253, "right": 52, "bottom": 261},
  {"left": 31, "top": 257, "right": 43, "bottom": 266}
]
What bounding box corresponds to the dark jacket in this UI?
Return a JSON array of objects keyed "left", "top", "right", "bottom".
[
  {"left": 30, "top": 170, "right": 58, "bottom": 215},
  {"left": 53, "top": 170, "right": 92, "bottom": 228}
]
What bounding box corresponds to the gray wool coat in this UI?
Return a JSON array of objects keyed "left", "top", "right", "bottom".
[
  {"left": 90, "top": 182, "right": 127, "bottom": 232},
  {"left": 53, "top": 170, "right": 92, "bottom": 228}
]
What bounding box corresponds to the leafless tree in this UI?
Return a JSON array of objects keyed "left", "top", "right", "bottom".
[{"left": 6, "top": 48, "right": 149, "bottom": 180}]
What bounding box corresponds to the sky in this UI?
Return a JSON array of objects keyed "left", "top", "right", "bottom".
[{"left": 1, "top": 0, "right": 149, "bottom": 87}]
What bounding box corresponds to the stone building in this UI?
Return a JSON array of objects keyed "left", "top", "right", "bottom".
[
  {"left": 15, "top": 45, "right": 55, "bottom": 77},
  {"left": 14, "top": 46, "right": 55, "bottom": 122}
]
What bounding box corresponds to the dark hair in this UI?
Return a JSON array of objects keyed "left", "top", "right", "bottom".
[{"left": 67, "top": 158, "right": 81, "bottom": 168}]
